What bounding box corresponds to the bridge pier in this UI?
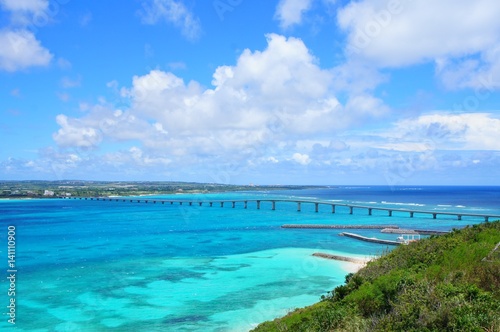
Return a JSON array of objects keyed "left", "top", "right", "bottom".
[
  {"left": 220, "top": 202, "right": 224, "bottom": 208},
  {"left": 349, "top": 206, "right": 353, "bottom": 215},
  {"left": 388, "top": 210, "right": 392, "bottom": 217},
  {"left": 297, "top": 202, "right": 301, "bottom": 212},
  {"left": 457, "top": 215, "right": 461, "bottom": 220},
  {"left": 315, "top": 203, "right": 319, "bottom": 213},
  {"left": 257, "top": 201, "right": 261, "bottom": 209},
  {"left": 232, "top": 201, "right": 236, "bottom": 208},
  {"left": 162, "top": 201, "right": 164, "bottom": 204},
  {"left": 170, "top": 201, "right": 173, "bottom": 205},
  {"left": 199, "top": 202, "right": 203, "bottom": 206},
  {"left": 368, "top": 208, "right": 372, "bottom": 216},
  {"left": 272, "top": 201, "right": 276, "bottom": 210},
  {"left": 244, "top": 201, "right": 247, "bottom": 209},
  {"left": 332, "top": 205, "right": 335, "bottom": 213},
  {"left": 485, "top": 216, "right": 489, "bottom": 222},
  {"left": 410, "top": 212, "right": 414, "bottom": 218},
  {"left": 209, "top": 202, "right": 213, "bottom": 207},
  {"left": 189, "top": 202, "right": 192, "bottom": 206},
  {"left": 433, "top": 213, "right": 437, "bottom": 219}
]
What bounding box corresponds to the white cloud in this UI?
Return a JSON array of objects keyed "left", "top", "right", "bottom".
[
  {"left": 275, "top": 0, "right": 314, "bottom": 29},
  {"left": 292, "top": 153, "right": 311, "bottom": 165},
  {"left": 139, "top": 0, "right": 201, "bottom": 41},
  {"left": 0, "top": 29, "right": 52, "bottom": 71},
  {"left": 337, "top": 0, "right": 500, "bottom": 90},
  {"left": 0, "top": 0, "right": 47, "bottom": 14},
  {"left": 53, "top": 114, "right": 103, "bottom": 148},
  {"left": 382, "top": 113, "right": 500, "bottom": 151},
  {"left": 52, "top": 34, "right": 387, "bottom": 175}
]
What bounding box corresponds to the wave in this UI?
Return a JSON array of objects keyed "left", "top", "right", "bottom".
[
  {"left": 395, "top": 187, "right": 423, "bottom": 191},
  {"left": 381, "top": 201, "right": 426, "bottom": 207}
]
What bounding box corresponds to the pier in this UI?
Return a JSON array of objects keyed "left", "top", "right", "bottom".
[
  {"left": 60, "top": 196, "right": 500, "bottom": 222},
  {"left": 340, "top": 232, "right": 402, "bottom": 246},
  {"left": 281, "top": 224, "right": 399, "bottom": 229}
]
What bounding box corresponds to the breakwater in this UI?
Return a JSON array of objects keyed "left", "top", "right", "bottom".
[
  {"left": 312, "top": 253, "right": 369, "bottom": 264},
  {"left": 339, "top": 232, "right": 401, "bottom": 246},
  {"left": 281, "top": 224, "right": 399, "bottom": 229}
]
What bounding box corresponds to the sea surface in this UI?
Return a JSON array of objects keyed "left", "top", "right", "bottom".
[{"left": 0, "top": 186, "right": 499, "bottom": 331}]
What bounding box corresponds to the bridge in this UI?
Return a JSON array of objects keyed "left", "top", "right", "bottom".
[{"left": 60, "top": 196, "right": 500, "bottom": 222}]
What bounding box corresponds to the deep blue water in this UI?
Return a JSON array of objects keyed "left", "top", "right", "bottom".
[{"left": 0, "top": 186, "right": 499, "bottom": 331}]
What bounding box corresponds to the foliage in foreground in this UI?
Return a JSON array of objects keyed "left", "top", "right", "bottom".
[{"left": 251, "top": 221, "right": 500, "bottom": 332}]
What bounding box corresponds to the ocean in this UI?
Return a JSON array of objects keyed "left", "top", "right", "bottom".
[{"left": 1, "top": 186, "right": 499, "bottom": 331}]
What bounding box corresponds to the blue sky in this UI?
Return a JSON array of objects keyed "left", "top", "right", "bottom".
[{"left": 1, "top": 0, "right": 500, "bottom": 185}]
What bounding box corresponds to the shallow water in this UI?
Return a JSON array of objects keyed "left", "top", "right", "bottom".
[{"left": 0, "top": 186, "right": 499, "bottom": 331}]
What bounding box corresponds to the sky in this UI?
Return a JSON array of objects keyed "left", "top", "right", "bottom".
[{"left": 1, "top": 0, "right": 500, "bottom": 185}]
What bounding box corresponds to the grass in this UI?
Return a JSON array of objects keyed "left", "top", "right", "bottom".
[{"left": 251, "top": 221, "right": 500, "bottom": 332}]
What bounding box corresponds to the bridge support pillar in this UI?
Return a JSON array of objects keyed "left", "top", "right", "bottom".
[
  {"left": 457, "top": 215, "right": 461, "bottom": 220},
  {"left": 209, "top": 202, "right": 213, "bottom": 207},
  {"left": 170, "top": 201, "right": 173, "bottom": 205},
  {"left": 244, "top": 201, "right": 247, "bottom": 209},
  {"left": 368, "top": 208, "right": 372, "bottom": 216},
  {"left": 315, "top": 203, "right": 319, "bottom": 213},
  {"left": 332, "top": 205, "right": 335, "bottom": 213},
  {"left": 297, "top": 202, "right": 301, "bottom": 212},
  {"left": 179, "top": 202, "right": 182, "bottom": 205},
  {"left": 199, "top": 202, "right": 203, "bottom": 206},
  {"left": 410, "top": 212, "right": 414, "bottom": 218},
  {"left": 162, "top": 201, "right": 164, "bottom": 204},
  {"left": 349, "top": 206, "right": 353, "bottom": 215},
  {"left": 433, "top": 213, "right": 437, "bottom": 219},
  {"left": 257, "top": 201, "right": 261, "bottom": 209},
  {"left": 189, "top": 202, "right": 192, "bottom": 206},
  {"left": 485, "top": 216, "right": 489, "bottom": 222},
  {"left": 232, "top": 201, "right": 236, "bottom": 208},
  {"left": 388, "top": 210, "right": 392, "bottom": 217},
  {"left": 220, "top": 202, "right": 224, "bottom": 208},
  {"left": 272, "top": 201, "right": 276, "bottom": 210}
]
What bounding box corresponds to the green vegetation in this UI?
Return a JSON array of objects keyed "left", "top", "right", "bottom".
[
  {"left": 0, "top": 180, "right": 325, "bottom": 198},
  {"left": 252, "top": 221, "right": 500, "bottom": 332}
]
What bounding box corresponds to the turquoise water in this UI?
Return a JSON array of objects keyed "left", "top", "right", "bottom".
[{"left": 0, "top": 187, "right": 499, "bottom": 331}]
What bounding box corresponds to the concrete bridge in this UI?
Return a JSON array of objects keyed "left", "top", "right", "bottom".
[{"left": 60, "top": 196, "right": 500, "bottom": 222}]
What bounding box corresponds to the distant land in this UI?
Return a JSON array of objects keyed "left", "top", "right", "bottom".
[{"left": 0, "top": 180, "right": 327, "bottom": 199}]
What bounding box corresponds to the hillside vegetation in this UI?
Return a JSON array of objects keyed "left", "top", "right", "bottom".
[{"left": 252, "top": 221, "right": 500, "bottom": 332}]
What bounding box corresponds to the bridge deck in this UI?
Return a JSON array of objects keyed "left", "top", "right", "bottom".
[{"left": 61, "top": 196, "right": 500, "bottom": 221}]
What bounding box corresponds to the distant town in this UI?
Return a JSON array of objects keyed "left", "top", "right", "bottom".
[{"left": 0, "top": 180, "right": 325, "bottom": 199}]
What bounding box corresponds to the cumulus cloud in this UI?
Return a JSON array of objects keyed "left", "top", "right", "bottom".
[
  {"left": 337, "top": 0, "right": 500, "bottom": 90},
  {"left": 275, "top": 0, "right": 314, "bottom": 29},
  {"left": 0, "top": 29, "right": 52, "bottom": 71},
  {"left": 52, "top": 34, "right": 387, "bottom": 175},
  {"left": 139, "top": 0, "right": 201, "bottom": 40}
]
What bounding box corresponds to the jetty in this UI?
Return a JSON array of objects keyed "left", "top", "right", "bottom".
[
  {"left": 339, "top": 232, "right": 401, "bottom": 246},
  {"left": 60, "top": 196, "right": 500, "bottom": 222},
  {"left": 282, "top": 224, "right": 399, "bottom": 229},
  {"left": 312, "top": 253, "right": 369, "bottom": 264}
]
